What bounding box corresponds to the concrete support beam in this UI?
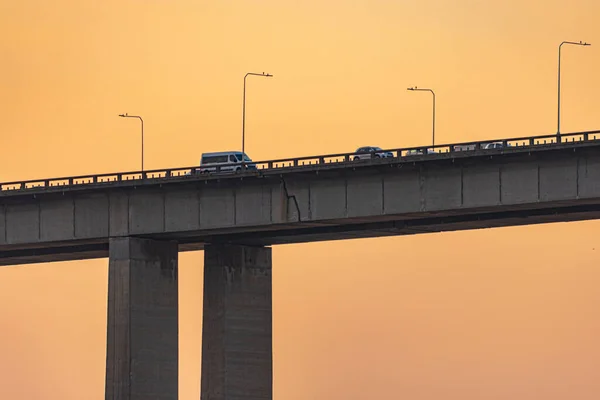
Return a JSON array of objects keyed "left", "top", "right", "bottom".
[
  {"left": 201, "top": 245, "right": 273, "bottom": 400},
  {"left": 105, "top": 237, "right": 178, "bottom": 400}
]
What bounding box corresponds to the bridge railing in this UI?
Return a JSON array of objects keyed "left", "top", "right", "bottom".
[{"left": 1, "top": 129, "right": 599, "bottom": 193}]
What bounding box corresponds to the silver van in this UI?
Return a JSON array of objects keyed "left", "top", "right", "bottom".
[{"left": 198, "top": 151, "right": 257, "bottom": 173}]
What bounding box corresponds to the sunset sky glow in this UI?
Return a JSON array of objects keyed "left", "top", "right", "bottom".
[{"left": 1, "top": 1, "right": 600, "bottom": 399}]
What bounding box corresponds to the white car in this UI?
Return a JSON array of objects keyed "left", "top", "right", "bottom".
[
  {"left": 353, "top": 146, "right": 394, "bottom": 161},
  {"left": 482, "top": 141, "right": 509, "bottom": 149}
]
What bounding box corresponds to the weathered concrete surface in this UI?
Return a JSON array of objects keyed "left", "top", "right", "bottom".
[
  {"left": 462, "top": 164, "right": 500, "bottom": 208},
  {"left": 579, "top": 156, "right": 600, "bottom": 197},
  {"left": 347, "top": 174, "right": 383, "bottom": 217},
  {"left": 201, "top": 245, "right": 272, "bottom": 400},
  {"left": 310, "top": 179, "right": 346, "bottom": 219},
  {"left": 165, "top": 189, "right": 200, "bottom": 232},
  {"left": 109, "top": 192, "right": 129, "bottom": 237},
  {"left": 0, "top": 205, "right": 6, "bottom": 244},
  {"left": 5, "top": 202, "right": 39, "bottom": 243},
  {"left": 383, "top": 169, "right": 422, "bottom": 214},
  {"left": 129, "top": 192, "right": 164, "bottom": 234},
  {"left": 40, "top": 198, "right": 74, "bottom": 241},
  {"left": 200, "top": 186, "right": 236, "bottom": 228},
  {"left": 75, "top": 194, "right": 109, "bottom": 238},
  {"left": 105, "top": 237, "right": 178, "bottom": 400},
  {"left": 539, "top": 158, "right": 578, "bottom": 201},
  {"left": 3, "top": 145, "right": 600, "bottom": 264},
  {"left": 500, "top": 161, "right": 538, "bottom": 204}
]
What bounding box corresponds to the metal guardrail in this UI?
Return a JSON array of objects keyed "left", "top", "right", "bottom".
[{"left": 1, "top": 129, "right": 599, "bottom": 194}]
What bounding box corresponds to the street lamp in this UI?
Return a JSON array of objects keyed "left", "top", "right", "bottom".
[
  {"left": 557, "top": 40, "right": 590, "bottom": 136},
  {"left": 118, "top": 113, "right": 144, "bottom": 171},
  {"left": 242, "top": 72, "right": 272, "bottom": 155},
  {"left": 407, "top": 86, "right": 436, "bottom": 146}
]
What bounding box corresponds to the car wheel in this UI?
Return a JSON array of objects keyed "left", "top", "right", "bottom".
[
  {"left": 374, "top": 154, "right": 380, "bottom": 158},
  {"left": 235, "top": 167, "right": 241, "bottom": 172},
  {"left": 353, "top": 156, "right": 360, "bottom": 161}
]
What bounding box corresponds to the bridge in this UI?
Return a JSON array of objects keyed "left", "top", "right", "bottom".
[{"left": 2, "top": 129, "right": 600, "bottom": 399}]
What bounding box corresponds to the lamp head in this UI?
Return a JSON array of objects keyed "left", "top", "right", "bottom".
[{"left": 118, "top": 113, "right": 127, "bottom": 117}]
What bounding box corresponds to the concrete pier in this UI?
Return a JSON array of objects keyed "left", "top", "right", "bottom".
[
  {"left": 201, "top": 245, "right": 273, "bottom": 400},
  {"left": 105, "top": 237, "right": 179, "bottom": 400}
]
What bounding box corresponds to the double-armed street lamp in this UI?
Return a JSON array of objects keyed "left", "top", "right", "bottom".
[
  {"left": 407, "top": 86, "right": 436, "bottom": 146},
  {"left": 557, "top": 40, "right": 591, "bottom": 136},
  {"left": 118, "top": 113, "right": 144, "bottom": 171},
  {"left": 242, "top": 72, "right": 273, "bottom": 155}
]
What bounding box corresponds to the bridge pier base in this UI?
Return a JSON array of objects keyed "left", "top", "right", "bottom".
[
  {"left": 201, "top": 244, "right": 273, "bottom": 400},
  {"left": 105, "top": 237, "right": 179, "bottom": 400}
]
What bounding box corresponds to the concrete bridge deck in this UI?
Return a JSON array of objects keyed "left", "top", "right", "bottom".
[{"left": 1, "top": 130, "right": 600, "bottom": 265}]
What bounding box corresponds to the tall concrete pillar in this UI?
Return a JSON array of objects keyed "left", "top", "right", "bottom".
[
  {"left": 105, "top": 237, "right": 178, "bottom": 400},
  {"left": 201, "top": 245, "right": 273, "bottom": 400}
]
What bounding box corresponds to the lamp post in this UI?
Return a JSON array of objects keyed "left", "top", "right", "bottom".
[
  {"left": 242, "top": 72, "right": 272, "bottom": 155},
  {"left": 557, "top": 40, "right": 590, "bottom": 136},
  {"left": 407, "top": 86, "right": 436, "bottom": 146},
  {"left": 118, "top": 113, "right": 144, "bottom": 171}
]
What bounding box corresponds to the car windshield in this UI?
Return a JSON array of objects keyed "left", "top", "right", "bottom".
[{"left": 234, "top": 153, "right": 252, "bottom": 162}]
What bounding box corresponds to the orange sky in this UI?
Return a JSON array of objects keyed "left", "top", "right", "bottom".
[{"left": 1, "top": 0, "right": 600, "bottom": 399}]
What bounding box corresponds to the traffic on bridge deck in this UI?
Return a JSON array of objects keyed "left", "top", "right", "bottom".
[{"left": 0, "top": 129, "right": 599, "bottom": 195}]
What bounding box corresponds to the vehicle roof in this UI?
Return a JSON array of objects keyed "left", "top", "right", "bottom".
[{"left": 201, "top": 151, "right": 244, "bottom": 156}]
